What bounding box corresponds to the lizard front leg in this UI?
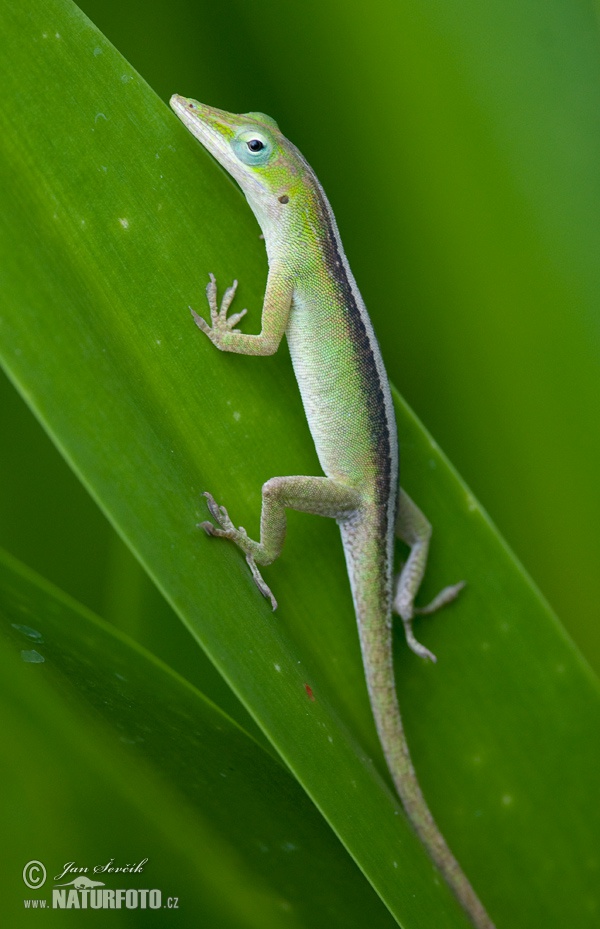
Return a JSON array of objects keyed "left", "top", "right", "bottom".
[{"left": 191, "top": 267, "right": 293, "bottom": 355}]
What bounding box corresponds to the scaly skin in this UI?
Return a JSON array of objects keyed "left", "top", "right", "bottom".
[{"left": 170, "top": 95, "right": 494, "bottom": 929}]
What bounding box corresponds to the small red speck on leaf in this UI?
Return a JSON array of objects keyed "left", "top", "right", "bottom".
[{"left": 304, "top": 684, "right": 315, "bottom": 701}]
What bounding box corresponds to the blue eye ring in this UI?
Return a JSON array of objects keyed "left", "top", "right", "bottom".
[{"left": 233, "top": 130, "right": 273, "bottom": 166}]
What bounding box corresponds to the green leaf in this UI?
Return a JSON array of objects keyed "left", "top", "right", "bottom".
[
  {"left": 1, "top": 1, "right": 599, "bottom": 928},
  {"left": 0, "top": 548, "right": 394, "bottom": 929}
]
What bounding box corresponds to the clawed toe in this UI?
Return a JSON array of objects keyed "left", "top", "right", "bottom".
[
  {"left": 404, "top": 627, "right": 438, "bottom": 663},
  {"left": 415, "top": 580, "right": 466, "bottom": 616},
  {"left": 190, "top": 308, "right": 210, "bottom": 333},
  {"left": 246, "top": 555, "right": 278, "bottom": 610}
]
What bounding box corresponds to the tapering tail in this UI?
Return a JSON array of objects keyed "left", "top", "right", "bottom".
[{"left": 341, "top": 519, "right": 496, "bottom": 929}]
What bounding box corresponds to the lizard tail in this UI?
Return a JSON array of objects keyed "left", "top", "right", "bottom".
[{"left": 341, "top": 522, "right": 496, "bottom": 929}]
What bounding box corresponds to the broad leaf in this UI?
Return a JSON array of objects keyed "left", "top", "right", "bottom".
[{"left": 0, "top": 549, "right": 393, "bottom": 928}]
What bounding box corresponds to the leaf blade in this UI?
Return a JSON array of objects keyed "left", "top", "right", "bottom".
[{"left": 0, "top": 546, "right": 398, "bottom": 929}]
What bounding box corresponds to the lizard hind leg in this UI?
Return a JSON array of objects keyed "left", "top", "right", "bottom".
[
  {"left": 200, "top": 477, "right": 361, "bottom": 612},
  {"left": 393, "top": 488, "right": 464, "bottom": 662}
]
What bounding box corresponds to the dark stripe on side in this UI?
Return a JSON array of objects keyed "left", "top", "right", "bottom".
[{"left": 299, "top": 151, "right": 395, "bottom": 537}]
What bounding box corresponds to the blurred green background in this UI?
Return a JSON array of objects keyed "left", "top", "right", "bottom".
[{"left": 2, "top": 0, "right": 599, "bottom": 670}]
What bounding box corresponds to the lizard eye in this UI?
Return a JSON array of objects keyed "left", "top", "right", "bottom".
[{"left": 233, "top": 129, "right": 273, "bottom": 166}]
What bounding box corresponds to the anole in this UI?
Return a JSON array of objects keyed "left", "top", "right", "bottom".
[{"left": 170, "top": 95, "right": 495, "bottom": 929}]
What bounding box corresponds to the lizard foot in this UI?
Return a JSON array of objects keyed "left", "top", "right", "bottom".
[
  {"left": 190, "top": 274, "right": 247, "bottom": 342},
  {"left": 396, "top": 580, "right": 466, "bottom": 663},
  {"left": 200, "top": 490, "right": 242, "bottom": 539},
  {"left": 200, "top": 492, "right": 278, "bottom": 610}
]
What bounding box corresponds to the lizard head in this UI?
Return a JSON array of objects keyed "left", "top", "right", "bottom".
[{"left": 170, "top": 95, "right": 307, "bottom": 228}]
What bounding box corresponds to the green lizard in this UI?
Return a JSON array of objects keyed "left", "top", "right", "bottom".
[{"left": 170, "top": 95, "right": 495, "bottom": 929}]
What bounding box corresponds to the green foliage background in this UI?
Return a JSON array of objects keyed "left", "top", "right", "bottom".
[
  {"left": 1, "top": 1, "right": 599, "bottom": 927},
  {"left": 3, "top": 0, "right": 600, "bottom": 665}
]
